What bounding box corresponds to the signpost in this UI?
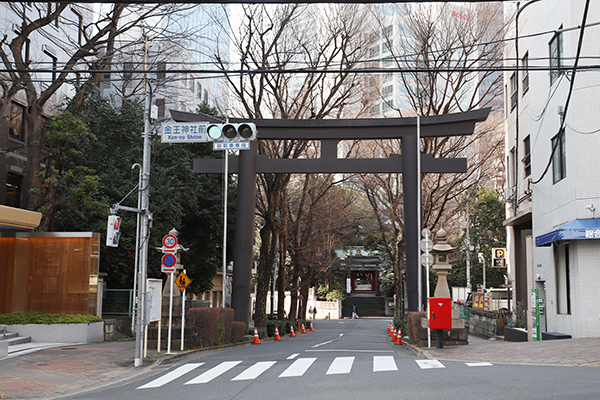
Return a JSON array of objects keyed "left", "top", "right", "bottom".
[
  {"left": 531, "top": 288, "right": 540, "bottom": 341},
  {"left": 162, "top": 234, "right": 178, "bottom": 252},
  {"left": 162, "top": 122, "right": 208, "bottom": 143},
  {"left": 420, "top": 228, "right": 433, "bottom": 348}
]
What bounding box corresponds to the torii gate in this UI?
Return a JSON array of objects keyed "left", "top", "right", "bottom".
[{"left": 180, "top": 108, "right": 490, "bottom": 326}]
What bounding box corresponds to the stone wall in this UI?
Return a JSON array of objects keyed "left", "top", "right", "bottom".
[{"left": 469, "top": 309, "right": 499, "bottom": 338}]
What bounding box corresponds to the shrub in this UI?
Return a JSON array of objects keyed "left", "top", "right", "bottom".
[
  {"left": 231, "top": 321, "right": 247, "bottom": 343},
  {"left": 188, "top": 308, "right": 234, "bottom": 348},
  {"left": 0, "top": 312, "right": 102, "bottom": 325},
  {"left": 393, "top": 316, "right": 407, "bottom": 335}
]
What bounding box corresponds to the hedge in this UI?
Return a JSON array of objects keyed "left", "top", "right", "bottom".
[{"left": 187, "top": 308, "right": 246, "bottom": 347}]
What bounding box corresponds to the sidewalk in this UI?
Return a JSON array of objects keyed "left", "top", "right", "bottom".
[
  {"left": 0, "top": 338, "right": 252, "bottom": 400},
  {"left": 406, "top": 334, "right": 600, "bottom": 367}
]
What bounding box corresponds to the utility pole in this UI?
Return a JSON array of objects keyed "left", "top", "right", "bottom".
[{"left": 134, "top": 32, "right": 153, "bottom": 368}]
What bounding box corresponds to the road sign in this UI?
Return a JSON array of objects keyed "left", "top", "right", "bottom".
[
  {"left": 492, "top": 247, "right": 507, "bottom": 267},
  {"left": 162, "top": 234, "right": 177, "bottom": 250},
  {"left": 213, "top": 142, "right": 250, "bottom": 150},
  {"left": 161, "top": 253, "right": 177, "bottom": 273},
  {"left": 175, "top": 271, "right": 192, "bottom": 293},
  {"left": 420, "top": 253, "right": 434, "bottom": 267},
  {"left": 420, "top": 238, "right": 433, "bottom": 252}
]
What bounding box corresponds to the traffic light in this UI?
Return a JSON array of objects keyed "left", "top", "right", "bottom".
[
  {"left": 206, "top": 123, "right": 257, "bottom": 142},
  {"left": 106, "top": 215, "right": 122, "bottom": 247}
]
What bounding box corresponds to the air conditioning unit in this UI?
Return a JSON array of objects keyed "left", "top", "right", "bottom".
[{"left": 503, "top": 186, "right": 516, "bottom": 202}]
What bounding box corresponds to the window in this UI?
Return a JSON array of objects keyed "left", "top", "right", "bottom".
[
  {"left": 369, "top": 45, "right": 380, "bottom": 58},
  {"left": 382, "top": 41, "right": 390, "bottom": 53},
  {"left": 384, "top": 72, "right": 393, "bottom": 82},
  {"left": 552, "top": 129, "right": 566, "bottom": 183},
  {"left": 9, "top": 102, "right": 24, "bottom": 140},
  {"left": 382, "top": 99, "right": 394, "bottom": 112},
  {"left": 157, "top": 62, "right": 166, "bottom": 80},
  {"left": 549, "top": 28, "right": 563, "bottom": 85},
  {"left": 43, "top": 47, "right": 57, "bottom": 82},
  {"left": 156, "top": 99, "right": 165, "bottom": 119},
  {"left": 197, "top": 83, "right": 202, "bottom": 100},
  {"left": 204, "top": 90, "right": 209, "bottom": 102},
  {"left": 382, "top": 85, "right": 393, "bottom": 97},
  {"left": 555, "top": 243, "right": 571, "bottom": 314},
  {"left": 522, "top": 135, "right": 531, "bottom": 177},
  {"left": 123, "top": 62, "right": 133, "bottom": 80},
  {"left": 72, "top": 9, "right": 83, "bottom": 45},
  {"left": 382, "top": 25, "right": 393, "bottom": 38},
  {"left": 5, "top": 172, "right": 22, "bottom": 208},
  {"left": 509, "top": 73, "right": 517, "bottom": 110},
  {"left": 521, "top": 52, "right": 529, "bottom": 94}
]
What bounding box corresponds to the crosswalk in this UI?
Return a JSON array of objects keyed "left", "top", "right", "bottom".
[{"left": 136, "top": 356, "right": 493, "bottom": 390}]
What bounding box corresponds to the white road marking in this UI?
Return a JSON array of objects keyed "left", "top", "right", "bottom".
[
  {"left": 373, "top": 356, "right": 397, "bottom": 372},
  {"left": 306, "top": 349, "right": 393, "bottom": 353},
  {"left": 312, "top": 340, "right": 332, "bottom": 348},
  {"left": 287, "top": 353, "right": 300, "bottom": 360},
  {"left": 279, "top": 358, "right": 317, "bottom": 377},
  {"left": 231, "top": 361, "right": 276, "bottom": 381},
  {"left": 416, "top": 359, "right": 445, "bottom": 369},
  {"left": 137, "top": 363, "right": 204, "bottom": 389},
  {"left": 466, "top": 362, "right": 493, "bottom": 367},
  {"left": 326, "top": 357, "right": 355, "bottom": 375},
  {"left": 184, "top": 361, "right": 242, "bottom": 384}
]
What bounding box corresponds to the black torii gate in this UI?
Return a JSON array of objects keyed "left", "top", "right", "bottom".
[{"left": 180, "top": 108, "right": 490, "bottom": 326}]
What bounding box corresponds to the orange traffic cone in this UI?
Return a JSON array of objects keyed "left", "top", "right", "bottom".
[
  {"left": 301, "top": 324, "right": 306, "bottom": 334},
  {"left": 274, "top": 327, "right": 281, "bottom": 340},
  {"left": 290, "top": 325, "right": 296, "bottom": 337},
  {"left": 298, "top": 321, "right": 301, "bottom": 332},
  {"left": 310, "top": 322, "right": 314, "bottom": 332},
  {"left": 253, "top": 327, "right": 260, "bottom": 344},
  {"left": 391, "top": 327, "right": 397, "bottom": 342},
  {"left": 388, "top": 322, "right": 392, "bottom": 335},
  {"left": 395, "top": 328, "right": 402, "bottom": 345}
]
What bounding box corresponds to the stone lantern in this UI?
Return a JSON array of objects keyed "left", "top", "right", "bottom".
[{"left": 432, "top": 229, "right": 455, "bottom": 299}]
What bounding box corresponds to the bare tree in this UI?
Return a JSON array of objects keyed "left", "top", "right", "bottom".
[
  {"left": 347, "top": 2, "right": 507, "bottom": 314},
  {"left": 211, "top": 3, "right": 374, "bottom": 329},
  {"left": 0, "top": 2, "right": 197, "bottom": 213}
]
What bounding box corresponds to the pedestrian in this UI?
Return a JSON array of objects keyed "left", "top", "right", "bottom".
[
  {"left": 313, "top": 307, "right": 317, "bottom": 319},
  {"left": 308, "top": 306, "right": 313, "bottom": 319},
  {"left": 352, "top": 304, "right": 359, "bottom": 319}
]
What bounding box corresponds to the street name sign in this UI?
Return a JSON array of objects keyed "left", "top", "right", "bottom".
[{"left": 162, "top": 122, "right": 208, "bottom": 143}]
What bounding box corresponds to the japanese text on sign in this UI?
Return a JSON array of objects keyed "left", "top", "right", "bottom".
[
  {"left": 585, "top": 229, "right": 600, "bottom": 238},
  {"left": 162, "top": 122, "right": 208, "bottom": 143}
]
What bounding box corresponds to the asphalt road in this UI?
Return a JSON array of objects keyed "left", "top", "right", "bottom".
[{"left": 68, "top": 319, "right": 600, "bottom": 400}]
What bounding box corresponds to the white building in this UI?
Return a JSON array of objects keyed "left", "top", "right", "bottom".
[{"left": 504, "top": 0, "right": 600, "bottom": 338}]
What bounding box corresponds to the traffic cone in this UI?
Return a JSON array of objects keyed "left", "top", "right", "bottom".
[
  {"left": 301, "top": 323, "right": 306, "bottom": 334},
  {"left": 388, "top": 322, "right": 392, "bottom": 335},
  {"left": 253, "top": 327, "right": 260, "bottom": 344},
  {"left": 395, "top": 328, "right": 402, "bottom": 345},
  {"left": 389, "top": 323, "right": 394, "bottom": 337},
  {"left": 391, "top": 327, "right": 397, "bottom": 342},
  {"left": 310, "top": 322, "right": 314, "bottom": 332},
  {"left": 290, "top": 325, "right": 296, "bottom": 337},
  {"left": 274, "top": 327, "right": 281, "bottom": 340}
]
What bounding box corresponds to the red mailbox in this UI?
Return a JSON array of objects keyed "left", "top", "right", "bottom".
[{"left": 428, "top": 297, "right": 452, "bottom": 330}]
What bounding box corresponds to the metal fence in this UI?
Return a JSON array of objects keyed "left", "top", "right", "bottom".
[
  {"left": 103, "top": 289, "right": 134, "bottom": 315},
  {"left": 456, "top": 303, "right": 471, "bottom": 324}
]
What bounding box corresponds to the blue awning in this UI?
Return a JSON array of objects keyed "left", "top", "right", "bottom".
[{"left": 535, "top": 219, "right": 600, "bottom": 247}]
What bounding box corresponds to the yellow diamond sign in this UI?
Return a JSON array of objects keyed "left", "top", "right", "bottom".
[{"left": 175, "top": 271, "right": 192, "bottom": 293}]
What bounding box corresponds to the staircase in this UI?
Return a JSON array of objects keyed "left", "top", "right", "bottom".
[
  {"left": 0, "top": 329, "right": 32, "bottom": 357},
  {"left": 342, "top": 295, "right": 386, "bottom": 318}
]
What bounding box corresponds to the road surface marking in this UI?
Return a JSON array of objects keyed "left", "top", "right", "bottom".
[
  {"left": 137, "top": 363, "right": 204, "bottom": 389},
  {"left": 306, "top": 349, "right": 393, "bottom": 353},
  {"left": 184, "top": 361, "right": 242, "bottom": 384},
  {"left": 373, "top": 356, "right": 397, "bottom": 372},
  {"left": 466, "top": 362, "right": 493, "bottom": 367},
  {"left": 287, "top": 353, "right": 300, "bottom": 360},
  {"left": 231, "top": 361, "right": 276, "bottom": 381},
  {"left": 326, "top": 357, "right": 355, "bottom": 375},
  {"left": 279, "top": 358, "right": 317, "bottom": 377},
  {"left": 416, "top": 359, "right": 445, "bottom": 369},
  {"left": 312, "top": 340, "right": 332, "bottom": 348}
]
